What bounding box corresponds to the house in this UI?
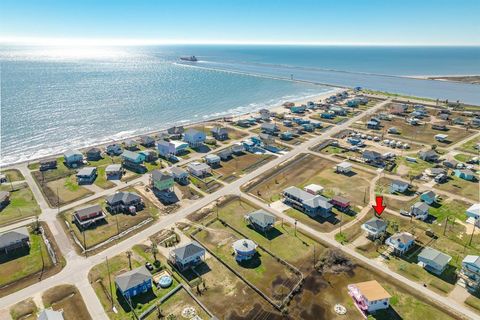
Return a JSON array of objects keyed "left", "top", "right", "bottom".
[
  {"left": 157, "top": 140, "right": 189, "bottom": 158},
  {"left": 106, "top": 191, "right": 143, "bottom": 214},
  {"left": 418, "top": 150, "right": 439, "bottom": 162},
  {"left": 169, "top": 167, "right": 189, "bottom": 184},
  {"left": 210, "top": 126, "right": 229, "bottom": 140},
  {"left": 432, "top": 122, "right": 448, "bottom": 131},
  {"left": 282, "top": 186, "right": 333, "bottom": 218},
  {"left": 347, "top": 280, "right": 391, "bottom": 316},
  {"left": 459, "top": 255, "right": 480, "bottom": 292},
  {"left": 0, "top": 227, "right": 29, "bottom": 254},
  {"left": 236, "top": 119, "right": 250, "bottom": 128},
  {"left": 76, "top": 167, "right": 97, "bottom": 184},
  {"left": 169, "top": 241, "right": 205, "bottom": 271},
  {"left": 261, "top": 123, "right": 278, "bottom": 134},
  {"left": 425, "top": 167, "right": 446, "bottom": 177},
  {"left": 105, "top": 164, "right": 122, "bottom": 180},
  {"left": 258, "top": 133, "right": 275, "bottom": 146},
  {"left": 304, "top": 184, "right": 324, "bottom": 195},
  {"left": 466, "top": 203, "right": 480, "bottom": 222},
  {"left": 435, "top": 173, "right": 448, "bottom": 183},
  {"left": 218, "top": 148, "right": 233, "bottom": 161},
  {"left": 115, "top": 266, "right": 152, "bottom": 299},
  {"left": 417, "top": 247, "right": 452, "bottom": 275},
  {"left": 86, "top": 147, "right": 102, "bottom": 161},
  {"left": 302, "top": 123, "right": 314, "bottom": 132},
  {"left": 139, "top": 150, "right": 157, "bottom": 162},
  {"left": 124, "top": 139, "right": 138, "bottom": 150},
  {"left": 0, "top": 191, "right": 10, "bottom": 210},
  {"left": 347, "top": 99, "right": 359, "bottom": 108},
  {"left": 106, "top": 143, "right": 122, "bottom": 156},
  {"left": 73, "top": 205, "right": 106, "bottom": 228},
  {"left": 386, "top": 232, "right": 415, "bottom": 255},
  {"left": 245, "top": 209, "right": 276, "bottom": 232},
  {"left": 410, "top": 202, "right": 429, "bottom": 221},
  {"left": 139, "top": 135, "right": 155, "bottom": 147},
  {"left": 242, "top": 139, "right": 255, "bottom": 152},
  {"left": 435, "top": 134, "right": 449, "bottom": 142},
  {"left": 290, "top": 105, "right": 306, "bottom": 114},
  {"left": 335, "top": 162, "right": 352, "bottom": 174},
  {"left": 367, "top": 119, "right": 380, "bottom": 129},
  {"left": 363, "top": 150, "right": 382, "bottom": 163},
  {"left": 280, "top": 131, "right": 293, "bottom": 140},
  {"left": 330, "top": 195, "right": 350, "bottom": 211},
  {"left": 330, "top": 106, "right": 346, "bottom": 116},
  {"left": 39, "top": 158, "right": 57, "bottom": 171},
  {"left": 38, "top": 309, "right": 64, "bottom": 320},
  {"left": 0, "top": 174, "right": 7, "bottom": 184},
  {"left": 63, "top": 149, "right": 83, "bottom": 168},
  {"left": 121, "top": 150, "right": 146, "bottom": 164},
  {"left": 388, "top": 127, "right": 399, "bottom": 134},
  {"left": 443, "top": 160, "right": 458, "bottom": 169},
  {"left": 187, "top": 162, "right": 211, "bottom": 177},
  {"left": 321, "top": 112, "right": 335, "bottom": 119},
  {"left": 389, "top": 104, "right": 407, "bottom": 115},
  {"left": 167, "top": 126, "right": 185, "bottom": 137},
  {"left": 205, "top": 154, "right": 221, "bottom": 167},
  {"left": 231, "top": 144, "right": 245, "bottom": 154},
  {"left": 420, "top": 191, "right": 437, "bottom": 205},
  {"left": 283, "top": 120, "right": 293, "bottom": 127},
  {"left": 454, "top": 169, "right": 476, "bottom": 181},
  {"left": 183, "top": 129, "right": 206, "bottom": 147},
  {"left": 150, "top": 170, "right": 174, "bottom": 192},
  {"left": 232, "top": 239, "right": 258, "bottom": 262},
  {"left": 259, "top": 108, "right": 270, "bottom": 120},
  {"left": 389, "top": 180, "right": 409, "bottom": 194},
  {"left": 361, "top": 218, "right": 387, "bottom": 239}
]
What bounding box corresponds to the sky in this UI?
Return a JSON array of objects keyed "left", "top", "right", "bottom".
[{"left": 1, "top": 0, "right": 479, "bottom": 46}]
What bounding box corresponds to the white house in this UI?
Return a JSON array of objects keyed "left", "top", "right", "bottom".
[
  {"left": 335, "top": 161, "right": 352, "bottom": 174},
  {"left": 187, "top": 162, "right": 211, "bottom": 177},
  {"left": 184, "top": 129, "right": 206, "bottom": 147},
  {"left": 303, "top": 184, "right": 324, "bottom": 195},
  {"left": 434, "top": 134, "right": 449, "bottom": 142},
  {"left": 466, "top": 203, "right": 480, "bottom": 225},
  {"left": 347, "top": 280, "right": 391, "bottom": 316}
]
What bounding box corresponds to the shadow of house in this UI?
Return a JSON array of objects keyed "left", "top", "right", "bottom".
[{"left": 237, "top": 251, "right": 262, "bottom": 269}]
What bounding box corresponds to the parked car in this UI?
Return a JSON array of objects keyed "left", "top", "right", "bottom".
[{"left": 145, "top": 262, "right": 154, "bottom": 271}]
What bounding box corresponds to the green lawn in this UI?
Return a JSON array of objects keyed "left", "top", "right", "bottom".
[
  {"left": 0, "top": 184, "right": 41, "bottom": 226},
  {"left": 436, "top": 175, "right": 479, "bottom": 202},
  {"left": 457, "top": 136, "right": 480, "bottom": 154},
  {"left": 94, "top": 166, "right": 116, "bottom": 189},
  {"left": 1, "top": 169, "right": 25, "bottom": 182},
  {"left": 395, "top": 156, "right": 435, "bottom": 177},
  {"left": 453, "top": 153, "right": 474, "bottom": 163}
]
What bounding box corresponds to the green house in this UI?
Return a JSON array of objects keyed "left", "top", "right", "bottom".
[{"left": 150, "top": 170, "right": 174, "bottom": 192}]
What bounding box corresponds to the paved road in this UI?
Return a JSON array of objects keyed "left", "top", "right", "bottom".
[{"left": 1, "top": 98, "right": 479, "bottom": 320}]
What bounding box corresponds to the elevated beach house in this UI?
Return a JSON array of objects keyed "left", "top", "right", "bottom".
[
  {"left": 187, "top": 162, "right": 211, "bottom": 178},
  {"left": 330, "top": 195, "right": 351, "bottom": 212},
  {"left": 121, "top": 150, "right": 146, "bottom": 172},
  {"left": 86, "top": 147, "right": 102, "bottom": 161},
  {"left": 454, "top": 169, "right": 476, "bottom": 181},
  {"left": 150, "top": 170, "right": 174, "bottom": 192},
  {"left": 124, "top": 139, "right": 138, "bottom": 151},
  {"left": 348, "top": 280, "right": 391, "bottom": 316},
  {"left": 157, "top": 140, "right": 189, "bottom": 158},
  {"left": 39, "top": 158, "right": 57, "bottom": 171},
  {"left": 169, "top": 241, "right": 205, "bottom": 271},
  {"left": 282, "top": 186, "right": 333, "bottom": 218},
  {"left": 389, "top": 180, "right": 409, "bottom": 194},
  {"left": 205, "top": 154, "right": 221, "bottom": 167},
  {"left": 459, "top": 255, "right": 480, "bottom": 293},
  {"left": 417, "top": 247, "right": 452, "bottom": 275},
  {"left": 106, "top": 191, "right": 144, "bottom": 214},
  {"left": 73, "top": 205, "right": 106, "bottom": 229},
  {"left": 76, "top": 167, "right": 97, "bottom": 185},
  {"left": 261, "top": 123, "right": 278, "bottom": 135},
  {"left": 115, "top": 266, "right": 152, "bottom": 299},
  {"left": 420, "top": 190, "right": 437, "bottom": 205},
  {"left": 183, "top": 129, "right": 206, "bottom": 147},
  {"left": 335, "top": 161, "right": 352, "bottom": 174},
  {"left": 167, "top": 125, "right": 184, "bottom": 139},
  {"left": 106, "top": 143, "right": 122, "bottom": 156},
  {"left": 105, "top": 164, "right": 122, "bottom": 180},
  {"left": 410, "top": 201, "right": 429, "bottom": 221},
  {"left": 169, "top": 166, "right": 189, "bottom": 184},
  {"left": 139, "top": 135, "right": 155, "bottom": 148},
  {"left": 361, "top": 218, "right": 387, "bottom": 240},
  {"left": 385, "top": 232, "right": 415, "bottom": 255},
  {"left": 303, "top": 184, "right": 324, "bottom": 195},
  {"left": 0, "top": 227, "right": 30, "bottom": 254},
  {"left": 466, "top": 203, "right": 480, "bottom": 224},
  {"left": 362, "top": 150, "right": 382, "bottom": 164},
  {"left": 232, "top": 239, "right": 258, "bottom": 262},
  {"left": 210, "top": 126, "right": 229, "bottom": 140},
  {"left": 245, "top": 209, "right": 276, "bottom": 232},
  {"left": 64, "top": 149, "right": 83, "bottom": 168},
  {"left": 418, "top": 150, "right": 439, "bottom": 162}
]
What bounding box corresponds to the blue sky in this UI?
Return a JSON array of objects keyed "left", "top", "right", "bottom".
[{"left": 1, "top": 0, "right": 479, "bottom": 45}]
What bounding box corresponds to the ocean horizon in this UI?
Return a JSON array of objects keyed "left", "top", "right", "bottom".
[{"left": 1, "top": 44, "right": 479, "bottom": 166}]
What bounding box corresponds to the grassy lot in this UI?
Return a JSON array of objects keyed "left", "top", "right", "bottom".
[
  {"left": 87, "top": 156, "right": 122, "bottom": 189},
  {"left": 285, "top": 206, "right": 355, "bottom": 233},
  {"left": 42, "top": 285, "right": 92, "bottom": 320},
  {"left": 89, "top": 251, "right": 178, "bottom": 320},
  {"left": 334, "top": 214, "right": 372, "bottom": 244},
  {"left": 194, "top": 219, "right": 299, "bottom": 304},
  {"left": 214, "top": 153, "right": 274, "bottom": 182},
  {"left": 45, "top": 176, "right": 93, "bottom": 206},
  {"left": 94, "top": 166, "right": 116, "bottom": 189},
  {"left": 466, "top": 296, "right": 480, "bottom": 313},
  {"left": 394, "top": 156, "right": 435, "bottom": 178},
  {"left": 0, "top": 183, "right": 41, "bottom": 227},
  {"left": 454, "top": 153, "right": 475, "bottom": 163},
  {"left": 457, "top": 136, "right": 480, "bottom": 154},
  {"left": 9, "top": 298, "right": 37, "bottom": 320},
  {"left": 1, "top": 169, "right": 24, "bottom": 182},
  {"left": 191, "top": 123, "right": 248, "bottom": 141},
  {"left": 0, "top": 227, "right": 52, "bottom": 288},
  {"left": 436, "top": 175, "right": 480, "bottom": 202},
  {"left": 246, "top": 153, "right": 374, "bottom": 209},
  {"left": 61, "top": 187, "right": 159, "bottom": 250},
  {"left": 188, "top": 175, "right": 223, "bottom": 194}
]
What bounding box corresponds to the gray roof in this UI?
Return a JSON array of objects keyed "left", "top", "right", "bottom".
[
  {"left": 363, "top": 150, "right": 381, "bottom": 159},
  {"left": 106, "top": 192, "right": 141, "bottom": 205},
  {"left": 75, "top": 205, "right": 102, "bottom": 219},
  {"left": 0, "top": 227, "right": 29, "bottom": 248},
  {"left": 64, "top": 149, "right": 82, "bottom": 158},
  {"left": 418, "top": 247, "right": 452, "bottom": 267},
  {"left": 421, "top": 190, "right": 436, "bottom": 199},
  {"left": 105, "top": 164, "right": 122, "bottom": 172},
  {"left": 38, "top": 309, "right": 64, "bottom": 320},
  {"left": 261, "top": 123, "right": 277, "bottom": 130},
  {"left": 412, "top": 201, "right": 429, "bottom": 212},
  {"left": 185, "top": 128, "right": 203, "bottom": 136},
  {"left": 86, "top": 147, "right": 101, "bottom": 154},
  {"left": 0, "top": 191, "right": 9, "bottom": 202},
  {"left": 364, "top": 218, "right": 387, "bottom": 230},
  {"left": 76, "top": 167, "right": 96, "bottom": 176},
  {"left": 283, "top": 186, "right": 333, "bottom": 210},
  {"left": 151, "top": 170, "right": 172, "bottom": 181},
  {"left": 170, "top": 166, "right": 187, "bottom": 176},
  {"left": 463, "top": 255, "right": 480, "bottom": 268},
  {"left": 205, "top": 154, "right": 221, "bottom": 162},
  {"left": 391, "top": 179, "right": 409, "bottom": 188},
  {"left": 211, "top": 127, "right": 228, "bottom": 134},
  {"left": 389, "top": 232, "right": 414, "bottom": 245},
  {"left": 171, "top": 241, "right": 205, "bottom": 261},
  {"left": 233, "top": 239, "right": 257, "bottom": 253},
  {"left": 122, "top": 150, "right": 141, "bottom": 161},
  {"left": 247, "top": 209, "right": 276, "bottom": 226},
  {"left": 124, "top": 139, "right": 137, "bottom": 147},
  {"left": 115, "top": 266, "right": 152, "bottom": 292},
  {"left": 419, "top": 150, "right": 438, "bottom": 159},
  {"left": 187, "top": 162, "right": 210, "bottom": 171}
]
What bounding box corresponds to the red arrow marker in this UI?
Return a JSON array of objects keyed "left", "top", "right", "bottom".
[{"left": 372, "top": 196, "right": 386, "bottom": 216}]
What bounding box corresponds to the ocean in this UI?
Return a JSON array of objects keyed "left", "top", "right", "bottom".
[{"left": 1, "top": 45, "right": 479, "bottom": 165}]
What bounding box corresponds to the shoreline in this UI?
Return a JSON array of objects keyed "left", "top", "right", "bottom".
[{"left": 0, "top": 88, "right": 342, "bottom": 169}]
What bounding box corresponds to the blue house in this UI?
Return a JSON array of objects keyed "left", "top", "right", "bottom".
[
  {"left": 183, "top": 128, "right": 206, "bottom": 147},
  {"left": 280, "top": 131, "right": 293, "bottom": 140},
  {"left": 169, "top": 242, "right": 205, "bottom": 271},
  {"left": 115, "top": 266, "right": 152, "bottom": 299},
  {"left": 347, "top": 137, "right": 362, "bottom": 145},
  {"left": 290, "top": 105, "right": 306, "bottom": 114},
  {"left": 64, "top": 149, "right": 83, "bottom": 168},
  {"left": 121, "top": 150, "right": 146, "bottom": 164},
  {"left": 302, "top": 123, "right": 314, "bottom": 132},
  {"left": 76, "top": 167, "right": 97, "bottom": 185},
  {"left": 157, "top": 140, "right": 188, "bottom": 157},
  {"left": 455, "top": 169, "right": 476, "bottom": 181},
  {"left": 261, "top": 123, "right": 278, "bottom": 134},
  {"left": 347, "top": 100, "right": 359, "bottom": 108},
  {"left": 242, "top": 139, "right": 256, "bottom": 152},
  {"left": 390, "top": 180, "right": 409, "bottom": 194},
  {"left": 367, "top": 120, "right": 380, "bottom": 129},
  {"left": 420, "top": 191, "right": 437, "bottom": 205},
  {"left": 321, "top": 113, "right": 335, "bottom": 119}
]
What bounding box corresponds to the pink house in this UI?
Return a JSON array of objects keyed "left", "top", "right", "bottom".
[{"left": 348, "top": 280, "right": 391, "bottom": 317}]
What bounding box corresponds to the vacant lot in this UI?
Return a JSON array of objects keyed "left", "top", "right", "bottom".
[
  {"left": 1, "top": 169, "right": 24, "bottom": 182},
  {"left": 43, "top": 285, "right": 92, "bottom": 320},
  {"left": 9, "top": 298, "right": 37, "bottom": 320},
  {"left": 436, "top": 175, "right": 479, "bottom": 202},
  {"left": 0, "top": 183, "right": 41, "bottom": 227},
  {"left": 61, "top": 187, "right": 158, "bottom": 251},
  {"left": 214, "top": 152, "right": 274, "bottom": 182},
  {"left": 394, "top": 156, "right": 436, "bottom": 178},
  {"left": 191, "top": 122, "right": 249, "bottom": 142},
  {"left": 456, "top": 136, "right": 480, "bottom": 154}
]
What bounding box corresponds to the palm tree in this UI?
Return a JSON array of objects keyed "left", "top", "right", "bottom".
[
  {"left": 151, "top": 241, "right": 158, "bottom": 263},
  {"left": 126, "top": 251, "right": 132, "bottom": 270}
]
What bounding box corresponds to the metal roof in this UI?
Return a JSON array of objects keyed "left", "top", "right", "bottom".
[
  {"left": 115, "top": 266, "right": 152, "bottom": 292},
  {"left": 171, "top": 241, "right": 205, "bottom": 261}
]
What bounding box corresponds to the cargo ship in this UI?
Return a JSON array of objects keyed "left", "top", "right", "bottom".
[{"left": 180, "top": 55, "right": 198, "bottom": 62}]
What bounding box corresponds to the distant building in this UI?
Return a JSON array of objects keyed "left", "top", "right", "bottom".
[
  {"left": 335, "top": 162, "right": 352, "bottom": 174},
  {"left": 210, "top": 127, "right": 229, "bottom": 140},
  {"left": 0, "top": 227, "right": 30, "bottom": 254},
  {"left": 115, "top": 266, "right": 152, "bottom": 299},
  {"left": 347, "top": 280, "right": 391, "bottom": 316},
  {"left": 205, "top": 154, "right": 221, "bottom": 167},
  {"left": 76, "top": 167, "right": 97, "bottom": 184},
  {"left": 435, "top": 134, "right": 448, "bottom": 142},
  {"left": 361, "top": 218, "right": 387, "bottom": 239},
  {"left": 385, "top": 232, "right": 415, "bottom": 255},
  {"left": 389, "top": 180, "right": 409, "bottom": 194},
  {"left": 282, "top": 186, "right": 333, "bottom": 218},
  {"left": 106, "top": 144, "right": 122, "bottom": 156},
  {"left": 466, "top": 203, "right": 480, "bottom": 223},
  {"left": 410, "top": 202, "right": 429, "bottom": 221},
  {"left": 124, "top": 139, "right": 138, "bottom": 151},
  {"left": 105, "top": 164, "right": 122, "bottom": 180},
  {"left": 418, "top": 150, "right": 439, "bottom": 162},
  {"left": 106, "top": 191, "right": 143, "bottom": 214},
  {"left": 261, "top": 123, "right": 278, "bottom": 134},
  {"left": 86, "top": 147, "right": 102, "bottom": 161},
  {"left": 245, "top": 209, "right": 276, "bottom": 232},
  {"left": 459, "top": 255, "right": 480, "bottom": 293},
  {"left": 303, "top": 184, "right": 324, "bottom": 195},
  {"left": 184, "top": 129, "right": 206, "bottom": 147},
  {"left": 169, "top": 242, "right": 205, "bottom": 271},
  {"left": 169, "top": 166, "right": 189, "bottom": 184},
  {"left": 139, "top": 135, "right": 155, "bottom": 148},
  {"left": 454, "top": 169, "right": 476, "bottom": 181},
  {"left": 417, "top": 247, "right": 452, "bottom": 275},
  {"left": 39, "top": 158, "right": 57, "bottom": 171},
  {"left": 187, "top": 162, "right": 211, "bottom": 177}
]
